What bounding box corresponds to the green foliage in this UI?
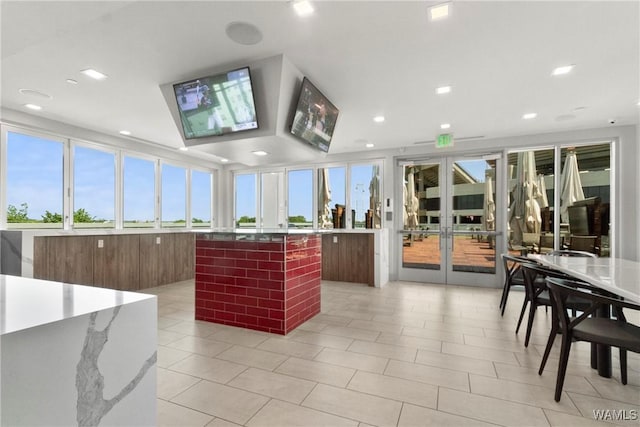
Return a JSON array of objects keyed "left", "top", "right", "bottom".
[
  {"left": 74, "top": 208, "right": 96, "bottom": 223},
  {"left": 42, "top": 210, "right": 62, "bottom": 223},
  {"left": 237, "top": 216, "right": 256, "bottom": 223},
  {"left": 173, "top": 219, "right": 186, "bottom": 223},
  {"left": 192, "top": 218, "right": 204, "bottom": 223},
  {"left": 7, "top": 203, "right": 30, "bottom": 223},
  {"left": 288, "top": 215, "right": 307, "bottom": 223}
]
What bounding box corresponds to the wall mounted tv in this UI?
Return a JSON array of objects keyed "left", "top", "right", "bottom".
[
  {"left": 290, "top": 77, "right": 339, "bottom": 153},
  {"left": 173, "top": 67, "right": 258, "bottom": 139}
]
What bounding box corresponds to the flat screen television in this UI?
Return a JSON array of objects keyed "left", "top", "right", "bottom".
[
  {"left": 290, "top": 77, "right": 339, "bottom": 152},
  {"left": 173, "top": 67, "right": 258, "bottom": 139}
]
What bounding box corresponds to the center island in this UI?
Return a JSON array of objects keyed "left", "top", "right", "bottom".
[{"left": 194, "top": 230, "right": 322, "bottom": 335}]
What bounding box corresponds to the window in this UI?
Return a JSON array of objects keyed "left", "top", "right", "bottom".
[
  {"left": 235, "top": 173, "right": 257, "bottom": 227},
  {"left": 73, "top": 145, "right": 115, "bottom": 228},
  {"left": 123, "top": 155, "right": 156, "bottom": 228},
  {"left": 318, "top": 166, "right": 345, "bottom": 228},
  {"left": 287, "top": 169, "right": 313, "bottom": 228},
  {"left": 191, "top": 170, "right": 212, "bottom": 227},
  {"left": 161, "top": 163, "right": 186, "bottom": 227},
  {"left": 350, "top": 164, "right": 381, "bottom": 228},
  {"left": 6, "top": 131, "right": 64, "bottom": 229}
]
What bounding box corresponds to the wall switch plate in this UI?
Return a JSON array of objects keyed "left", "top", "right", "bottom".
[
  {"left": 156, "top": 237, "right": 161, "bottom": 244},
  {"left": 333, "top": 236, "right": 338, "bottom": 243},
  {"left": 97, "top": 239, "right": 104, "bottom": 248}
]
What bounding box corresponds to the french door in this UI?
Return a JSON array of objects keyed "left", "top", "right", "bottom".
[{"left": 398, "top": 154, "right": 503, "bottom": 286}]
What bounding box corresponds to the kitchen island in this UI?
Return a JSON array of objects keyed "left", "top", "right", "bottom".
[{"left": 195, "top": 230, "right": 321, "bottom": 334}]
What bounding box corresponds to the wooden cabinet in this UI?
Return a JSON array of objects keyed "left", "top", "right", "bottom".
[
  {"left": 322, "top": 233, "right": 374, "bottom": 286},
  {"left": 33, "top": 232, "right": 195, "bottom": 291}
]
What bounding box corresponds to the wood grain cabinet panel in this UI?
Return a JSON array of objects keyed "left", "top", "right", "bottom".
[
  {"left": 94, "top": 235, "right": 140, "bottom": 291},
  {"left": 174, "top": 233, "right": 195, "bottom": 281},
  {"left": 63, "top": 236, "right": 94, "bottom": 285},
  {"left": 322, "top": 233, "right": 374, "bottom": 286}
]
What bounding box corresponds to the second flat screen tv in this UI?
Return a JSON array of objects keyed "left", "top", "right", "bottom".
[
  {"left": 173, "top": 67, "right": 258, "bottom": 139},
  {"left": 290, "top": 78, "right": 339, "bottom": 153}
]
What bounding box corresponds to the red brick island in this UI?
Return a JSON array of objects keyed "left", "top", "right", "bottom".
[{"left": 194, "top": 232, "right": 321, "bottom": 334}]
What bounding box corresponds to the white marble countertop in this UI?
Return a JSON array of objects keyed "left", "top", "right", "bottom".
[
  {"left": 0, "top": 275, "right": 155, "bottom": 335},
  {"left": 528, "top": 255, "right": 640, "bottom": 303}
]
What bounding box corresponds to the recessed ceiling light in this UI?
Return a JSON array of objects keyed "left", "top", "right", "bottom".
[
  {"left": 293, "top": 0, "right": 314, "bottom": 17},
  {"left": 436, "top": 86, "right": 451, "bottom": 95},
  {"left": 552, "top": 65, "right": 574, "bottom": 76},
  {"left": 81, "top": 68, "right": 108, "bottom": 80},
  {"left": 373, "top": 116, "right": 385, "bottom": 123},
  {"left": 220, "top": 158, "right": 229, "bottom": 163},
  {"left": 66, "top": 79, "right": 78, "bottom": 85},
  {"left": 252, "top": 150, "right": 268, "bottom": 156},
  {"left": 365, "top": 143, "right": 375, "bottom": 148},
  {"left": 522, "top": 113, "right": 537, "bottom": 120},
  {"left": 24, "top": 104, "right": 43, "bottom": 111},
  {"left": 225, "top": 22, "right": 263, "bottom": 45},
  {"left": 429, "top": 2, "right": 451, "bottom": 20},
  {"left": 18, "top": 88, "right": 52, "bottom": 99},
  {"left": 119, "top": 130, "right": 131, "bottom": 136},
  {"left": 178, "top": 147, "right": 189, "bottom": 151},
  {"left": 637, "top": 101, "right": 640, "bottom": 106},
  {"left": 440, "top": 123, "right": 451, "bottom": 129}
]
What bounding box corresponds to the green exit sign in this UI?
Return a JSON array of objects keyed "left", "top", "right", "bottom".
[{"left": 436, "top": 133, "right": 453, "bottom": 148}]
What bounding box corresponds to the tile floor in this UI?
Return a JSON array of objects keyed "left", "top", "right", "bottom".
[{"left": 148, "top": 280, "right": 640, "bottom": 426}]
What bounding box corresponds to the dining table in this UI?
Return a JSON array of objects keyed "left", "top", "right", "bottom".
[{"left": 528, "top": 254, "right": 640, "bottom": 378}]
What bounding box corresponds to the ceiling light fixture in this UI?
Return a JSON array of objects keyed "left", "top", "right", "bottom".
[
  {"left": 18, "top": 88, "right": 52, "bottom": 99},
  {"left": 522, "top": 113, "right": 537, "bottom": 120},
  {"left": 365, "top": 143, "right": 375, "bottom": 148},
  {"left": 436, "top": 86, "right": 451, "bottom": 95},
  {"left": 220, "top": 158, "right": 229, "bottom": 163},
  {"left": 252, "top": 150, "right": 268, "bottom": 156},
  {"left": 293, "top": 0, "right": 314, "bottom": 17},
  {"left": 81, "top": 68, "right": 108, "bottom": 80},
  {"left": 429, "top": 2, "right": 451, "bottom": 20},
  {"left": 440, "top": 123, "right": 451, "bottom": 129},
  {"left": 552, "top": 65, "right": 574, "bottom": 76},
  {"left": 373, "top": 116, "right": 385, "bottom": 123},
  {"left": 24, "top": 104, "right": 43, "bottom": 111},
  {"left": 178, "top": 147, "right": 188, "bottom": 151},
  {"left": 66, "top": 79, "right": 78, "bottom": 85},
  {"left": 119, "top": 130, "right": 131, "bottom": 136}
]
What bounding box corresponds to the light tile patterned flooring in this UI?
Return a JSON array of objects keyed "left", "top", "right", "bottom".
[{"left": 147, "top": 280, "right": 640, "bottom": 426}]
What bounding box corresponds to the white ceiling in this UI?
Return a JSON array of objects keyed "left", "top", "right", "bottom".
[{"left": 2, "top": 1, "right": 639, "bottom": 166}]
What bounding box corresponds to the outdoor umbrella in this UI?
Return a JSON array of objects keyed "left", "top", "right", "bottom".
[
  {"left": 560, "top": 151, "right": 585, "bottom": 223},
  {"left": 484, "top": 169, "right": 495, "bottom": 232},
  {"left": 319, "top": 168, "right": 332, "bottom": 228},
  {"left": 509, "top": 151, "right": 542, "bottom": 244},
  {"left": 405, "top": 169, "right": 419, "bottom": 229},
  {"left": 536, "top": 174, "right": 549, "bottom": 209},
  {"left": 369, "top": 165, "right": 381, "bottom": 228}
]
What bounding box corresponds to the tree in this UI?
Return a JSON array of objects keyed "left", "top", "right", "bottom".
[
  {"left": 7, "top": 203, "right": 30, "bottom": 222},
  {"left": 237, "top": 216, "right": 256, "bottom": 223},
  {"left": 74, "top": 208, "right": 96, "bottom": 223},
  {"left": 288, "top": 215, "right": 307, "bottom": 223},
  {"left": 192, "top": 218, "right": 204, "bottom": 223},
  {"left": 42, "top": 211, "right": 62, "bottom": 223}
]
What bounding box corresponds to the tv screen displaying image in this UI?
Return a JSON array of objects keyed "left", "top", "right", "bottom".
[
  {"left": 290, "top": 77, "right": 339, "bottom": 153},
  {"left": 173, "top": 67, "right": 258, "bottom": 139}
]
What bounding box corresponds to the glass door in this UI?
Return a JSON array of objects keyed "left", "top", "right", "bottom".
[{"left": 399, "top": 154, "right": 501, "bottom": 286}]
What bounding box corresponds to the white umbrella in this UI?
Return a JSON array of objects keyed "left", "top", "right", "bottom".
[
  {"left": 318, "top": 168, "right": 332, "bottom": 228},
  {"left": 405, "top": 169, "right": 419, "bottom": 229},
  {"left": 560, "top": 151, "right": 585, "bottom": 223},
  {"left": 484, "top": 169, "right": 495, "bottom": 232},
  {"left": 536, "top": 174, "right": 549, "bottom": 209},
  {"left": 509, "top": 151, "right": 542, "bottom": 243},
  {"left": 369, "top": 165, "right": 381, "bottom": 228}
]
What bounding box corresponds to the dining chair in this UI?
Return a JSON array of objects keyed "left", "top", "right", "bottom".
[
  {"left": 500, "top": 254, "right": 530, "bottom": 316},
  {"left": 547, "top": 249, "right": 597, "bottom": 258},
  {"left": 517, "top": 263, "right": 590, "bottom": 347},
  {"left": 543, "top": 278, "right": 640, "bottom": 401}
]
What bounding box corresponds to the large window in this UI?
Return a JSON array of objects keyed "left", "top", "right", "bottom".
[
  {"left": 73, "top": 145, "right": 115, "bottom": 228},
  {"left": 318, "top": 166, "right": 346, "bottom": 228},
  {"left": 123, "top": 156, "right": 156, "bottom": 228},
  {"left": 6, "top": 131, "right": 64, "bottom": 229},
  {"left": 235, "top": 173, "right": 257, "bottom": 227},
  {"left": 161, "top": 163, "right": 186, "bottom": 228},
  {"left": 350, "top": 164, "right": 381, "bottom": 229},
  {"left": 287, "top": 169, "right": 313, "bottom": 228},
  {"left": 261, "top": 171, "right": 285, "bottom": 228},
  {"left": 191, "top": 170, "right": 212, "bottom": 227}
]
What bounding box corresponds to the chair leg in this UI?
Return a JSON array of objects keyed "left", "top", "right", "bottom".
[
  {"left": 620, "top": 348, "right": 627, "bottom": 385},
  {"left": 538, "top": 322, "right": 558, "bottom": 375},
  {"left": 555, "top": 335, "right": 572, "bottom": 402},
  {"left": 516, "top": 299, "right": 529, "bottom": 334},
  {"left": 524, "top": 302, "right": 537, "bottom": 347},
  {"left": 500, "top": 279, "right": 510, "bottom": 316}
]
